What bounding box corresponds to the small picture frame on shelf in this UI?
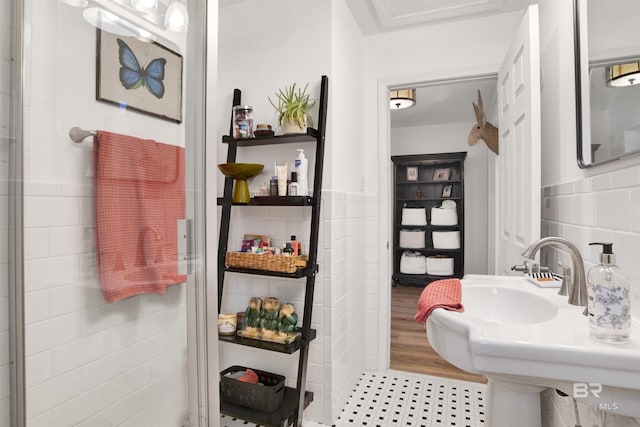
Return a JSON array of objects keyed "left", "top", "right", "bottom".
[
  {"left": 442, "top": 184, "right": 453, "bottom": 198},
  {"left": 406, "top": 166, "right": 418, "bottom": 181},
  {"left": 433, "top": 168, "right": 450, "bottom": 181}
]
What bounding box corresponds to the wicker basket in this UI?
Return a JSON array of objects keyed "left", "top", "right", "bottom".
[{"left": 226, "top": 252, "right": 308, "bottom": 273}]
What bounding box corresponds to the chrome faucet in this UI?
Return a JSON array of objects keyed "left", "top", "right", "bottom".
[{"left": 521, "top": 237, "right": 588, "bottom": 307}]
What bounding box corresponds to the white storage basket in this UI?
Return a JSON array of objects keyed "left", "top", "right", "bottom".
[
  {"left": 426, "top": 256, "right": 454, "bottom": 276},
  {"left": 432, "top": 231, "right": 460, "bottom": 249},
  {"left": 401, "top": 208, "right": 427, "bottom": 226},
  {"left": 430, "top": 205, "right": 458, "bottom": 226},
  {"left": 400, "top": 252, "right": 427, "bottom": 274},
  {"left": 399, "top": 229, "right": 425, "bottom": 249}
]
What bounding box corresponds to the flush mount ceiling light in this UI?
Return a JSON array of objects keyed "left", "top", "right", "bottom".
[
  {"left": 607, "top": 62, "right": 640, "bottom": 87},
  {"left": 390, "top": 88, "right": 416, "bottom": 110}
]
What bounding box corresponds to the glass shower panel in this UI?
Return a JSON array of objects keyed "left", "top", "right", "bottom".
[
  {"left": 22, "top": 1, "right": 195, "bottom": 425},
  {"left": 1, "top": 0, "right": 11, "bottom": 424}
]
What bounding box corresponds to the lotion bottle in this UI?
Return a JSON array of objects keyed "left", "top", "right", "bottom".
[
  {"left": 587, "top": 242, "right": 630, "bottom": 343},
  {"left": 295, "top": 149, "right": 308, "bottom": 196}
]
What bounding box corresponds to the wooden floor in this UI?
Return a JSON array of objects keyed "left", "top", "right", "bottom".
[{"left": 390, "top": 284, "right": 487, "bottom": 384}]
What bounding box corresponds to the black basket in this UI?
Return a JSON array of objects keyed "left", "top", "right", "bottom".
[{"left": 220, "top": 365, "right": 285, "bottom": 412}]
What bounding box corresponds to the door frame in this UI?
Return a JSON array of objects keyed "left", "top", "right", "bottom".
[
  {"left": 376, "top": 66, "right": 500, "bottom": 372},
  {"left": 9, "top": 0, "right": 26, "bottom": 425}
]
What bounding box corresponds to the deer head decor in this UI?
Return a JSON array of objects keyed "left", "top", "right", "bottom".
[{"left": 468, "top": 89, "right": 499, "bottom": 155}]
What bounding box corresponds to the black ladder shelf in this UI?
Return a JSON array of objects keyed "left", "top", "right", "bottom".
[{"left": 217, "top": 75, "right": 328, "bottom": 427}]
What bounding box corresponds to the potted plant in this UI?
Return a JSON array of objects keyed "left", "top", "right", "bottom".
[{"left": 268, "top": 82, "right": 316, "bottom": 134}]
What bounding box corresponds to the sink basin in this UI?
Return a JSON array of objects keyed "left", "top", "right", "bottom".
[
  {"left": 462, "top": 285, "right": 557, "bottom": 324},
  {"left": 426, "top": 274, "right": 640, "bottom": 426}
]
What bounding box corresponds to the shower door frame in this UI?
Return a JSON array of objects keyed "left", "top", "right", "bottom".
[
  {"left": 7, "top": 0, "right": 217, "bottom": 426},
  {"left": 9, "top": 0, "right": 26, "bottom": 425}
]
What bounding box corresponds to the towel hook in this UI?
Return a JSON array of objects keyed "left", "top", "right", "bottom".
[{"left": 69, "top": 127, "right": 96, "bottom": 143}]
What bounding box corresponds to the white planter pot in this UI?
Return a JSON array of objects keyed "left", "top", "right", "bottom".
[{"left": 282, "top": 118, "right": 307, "bottom": 134}]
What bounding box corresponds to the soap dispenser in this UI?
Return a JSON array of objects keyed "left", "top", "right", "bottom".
[{"left": 587, "top": 242, "right": 630, "bottom": 343}]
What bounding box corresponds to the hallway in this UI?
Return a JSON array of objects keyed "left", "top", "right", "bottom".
[{"left": 390, "top": 285, "right": 487, "bottom": 384}]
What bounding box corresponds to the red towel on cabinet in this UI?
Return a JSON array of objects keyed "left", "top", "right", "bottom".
[
  {"left": 94, "top": 130, "right": 186, "bottom": 303},
  {"left": 415, "top": 279, "right": 464, "bottom": 322}
]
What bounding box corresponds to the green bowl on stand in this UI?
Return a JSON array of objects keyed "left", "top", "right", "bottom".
[{"left": 217, "top": 163, "right": 264, "bottom": 203}]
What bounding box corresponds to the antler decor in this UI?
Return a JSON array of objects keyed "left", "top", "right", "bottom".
[{"left": 468, "top": 89, "right": 499, "bottom": 155}]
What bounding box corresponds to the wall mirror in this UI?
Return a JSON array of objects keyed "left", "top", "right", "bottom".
[{"left": 575, "top": 0, "right": 640, "bottom": 167}]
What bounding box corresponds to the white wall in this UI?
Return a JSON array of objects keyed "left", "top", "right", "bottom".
[
  {"left": 0, "top": 0, "right": 11, "bottom": 422},
  {"left": 217, "top": 1, "right": 367, "bottom": 424},
  {"left": 391, "top": 123, "right": 489, "bottom": 275},
  {"left": 23, "top": 2, "right": 190, "bottom": 426},
  {"left": 361, "top": 10, "right": 523, "bottom": 374},
  {"left": 216, "top": 3, "right": 332, "bottom": 423},
  {"left": 362, "top": 10, "right": 522, "bottom": 194},
  {"left": 538, "top": 1, "right": 640, "bottom": 425},
  {"left": 327, "top": 0, "right": 372, "bottom": 421}
]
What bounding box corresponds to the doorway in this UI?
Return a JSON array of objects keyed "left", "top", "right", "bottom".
[{"left": 387, "top": 76, "right": 498, "bottom": 383}]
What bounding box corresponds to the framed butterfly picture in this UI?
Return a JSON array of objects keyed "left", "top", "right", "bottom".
[{"left": 96, "top": 30, "right": 183, "bottom": 123}]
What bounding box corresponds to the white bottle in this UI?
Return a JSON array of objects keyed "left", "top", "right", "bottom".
[
  {"left": 295, "top": 149, "right": 308, "bottom": 196},
  {"left": 587, "top": 242, "right": 630, "bottom": 343}
]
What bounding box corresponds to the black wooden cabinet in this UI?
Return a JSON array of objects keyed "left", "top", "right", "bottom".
[{"left": 391, "top": 152, "right": 466, "bottom": 287}]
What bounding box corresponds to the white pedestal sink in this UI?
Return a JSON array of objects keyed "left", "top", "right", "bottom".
[{"left": 426, "top": 275, "right": 640, "bottom": 426}]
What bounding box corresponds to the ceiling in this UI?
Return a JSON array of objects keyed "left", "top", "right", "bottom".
[
  {"left": 218, "top": 0, "right": 534, "bottom": 129},
  {"left": 390, "top": 78, "right": 498, "bottom": 128},
  {"left": 346, "top": 0, "right": 535, "bottom": 36},
  {"left": 344, "top": 0, "right": 535, "bottom": 128}
]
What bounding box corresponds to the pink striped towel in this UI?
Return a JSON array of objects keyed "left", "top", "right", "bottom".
[
  {"left": 415, "top": 279, "right": 464, "bottom": 322},
  {"left": 94, "top": 130, "right": 186, "bottom": 303}
]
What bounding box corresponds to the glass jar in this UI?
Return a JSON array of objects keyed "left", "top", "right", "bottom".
[
  {"left": 232, "top": 105, "right": 254, "bottom": 139},
  {"left": 218, "top": 313, "right": 237, "bottom": 336}
]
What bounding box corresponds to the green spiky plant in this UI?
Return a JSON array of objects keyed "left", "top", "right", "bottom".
[{"left": 268, "top": 83, "right": 316, "bottom": 129}]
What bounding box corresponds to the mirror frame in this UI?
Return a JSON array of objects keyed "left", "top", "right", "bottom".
[
  {"left": 575, "top": 0, "right": 640, "bottom": 168},
  {"left": 574, "top": 0, "right": 588, "bottom": 168}
]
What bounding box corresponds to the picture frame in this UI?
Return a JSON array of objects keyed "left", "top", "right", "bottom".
[
  {"left": 96, "top": 30, "right": 183, "bottom": 123},
  {"left": 442, "top": 184, "right": 453, "bottom": 198},
  {"left": 433, "top": 168, "right": 450, "bottom": 181},
  {"left": 406, "top": 166, "right": 418, "bottom": 181}
]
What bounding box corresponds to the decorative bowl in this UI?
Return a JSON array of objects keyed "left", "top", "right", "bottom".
[{"left": 217, "top": 163, "right": 264, "bottom": 203}]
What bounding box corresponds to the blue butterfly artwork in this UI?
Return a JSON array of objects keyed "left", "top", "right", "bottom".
[{"left": 117, "top": 38, "right": 166, "bottom": 99}]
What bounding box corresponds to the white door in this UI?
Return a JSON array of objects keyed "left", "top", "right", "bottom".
[{"left": 494, "top": 5, "right": 541, "bottom": 275}]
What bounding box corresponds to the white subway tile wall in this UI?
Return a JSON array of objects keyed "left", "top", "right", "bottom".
[
  {"left": 541, "top": 164, "right": 640, "bottom": 426},
  {"left": 23, "top": 183, "right": 189, "bottom": 427},
  {"left": 219, "top": 190, "right": 376, "bottom": 425},
  {"left": 1, "top": 0, "right": 10, "bottom": 422}
]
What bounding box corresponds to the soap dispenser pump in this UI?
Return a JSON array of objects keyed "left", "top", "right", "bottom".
[{"left": 587, "top": 242, "right": 630, "bottom": 343}]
